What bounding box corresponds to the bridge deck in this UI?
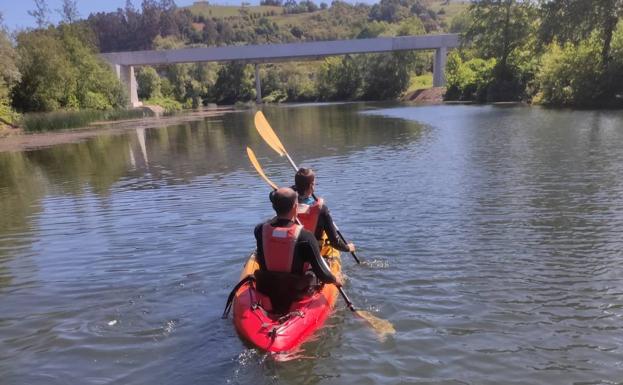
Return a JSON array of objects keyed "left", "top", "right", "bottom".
[{"left": 101, "top": 34, "right": 459, "bottom": 66}]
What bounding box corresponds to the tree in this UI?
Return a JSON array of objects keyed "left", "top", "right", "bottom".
[
  {"left": 28, "top": 0, "right": 51, "bottom": 28},
  {"left": 316, "top": 56, "right": 363, "bottom": 100},
  {"left": 0, "top": 14, "right": 20, "bottom": 91},
  {"left": 540, "top": 0, "right": 623, "bottom": 65},
  {"left": 465, "top": 0, "right": 535, "bottom": 77},
  {"left": 211, "top": 62, "right": 254, "bottom": 104},
  {"left": 369, "top": 0, "right": 416, "bottom": 23},
  {"left": 0, "top": 13, "right": 20, "bottom": 125},
  {"left": 362, "top": 52, "right": 414, "bottom": 100},
  {"left": 12, "top": 26, "right": 124, "bottom": 112},
  {"left": 137, "top": 66, "right": 162, "bottom": 99},
  {"left": 202, "top": 18, "right": 218, "bottom": 45},
  {"left": 58, "top": 0, "right": 80, "bottom": 24},
  {"left": 12, "top": 30, "right": 75, "bottom": 111}
]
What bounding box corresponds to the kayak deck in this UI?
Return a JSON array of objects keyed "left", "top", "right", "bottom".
[{"left": 232, "top": 244, "right": 342, "bottom": 352}]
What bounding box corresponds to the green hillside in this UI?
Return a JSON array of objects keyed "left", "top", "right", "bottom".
[{"left": 7, "top": 0, "right": 469, "bottom": 120}]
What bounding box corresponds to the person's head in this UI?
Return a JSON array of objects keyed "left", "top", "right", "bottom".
[
  {"left": 295, "top": 168, "right": 315, "bottom": 196},
  {"left": 269, "top": 187, "right": 298, "bottom": 218}
]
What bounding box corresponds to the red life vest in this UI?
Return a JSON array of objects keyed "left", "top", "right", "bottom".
[
  {"left": 262, "top": 222, "right": 304, "bottom": 273},
  {"left": 296, "top": 198, "right": 324, "bottom": 233}
]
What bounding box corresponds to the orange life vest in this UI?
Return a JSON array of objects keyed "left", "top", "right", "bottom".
[
  {"left": 296, "top": 198, "right": 324, "bottom": 233},
  {"left": 262, "top": 222, "right": 304, "bottom": 273}
]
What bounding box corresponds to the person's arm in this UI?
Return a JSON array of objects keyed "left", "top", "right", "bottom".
[
  {"left": 254, "top": 223, "right": 267, "bottom": 270},
  {"left": 318, "top": 205, "right": 351, "bottom": 252},
  {"left": 298, "top": 230, "right": 339, "bottom": 285}
]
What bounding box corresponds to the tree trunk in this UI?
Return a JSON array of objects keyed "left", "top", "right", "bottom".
[
  {"left": 499, "top": 0, "right": 512, "bottom": 80},
  {"left": 601, "top": 14, "right": 617, "bottom": 66}
]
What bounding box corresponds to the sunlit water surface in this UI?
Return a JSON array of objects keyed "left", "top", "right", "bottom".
[{"left": 1, "top": 103, "right": 623, "bottom": 385}]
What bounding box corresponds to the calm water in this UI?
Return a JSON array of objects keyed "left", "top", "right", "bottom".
[{"left": 1, "top": 103, "right": 623, "bottom": 385}]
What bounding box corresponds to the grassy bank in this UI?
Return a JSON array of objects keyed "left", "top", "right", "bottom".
[{"left": 22, "top": 108, "right": 155, "bottom": 133}]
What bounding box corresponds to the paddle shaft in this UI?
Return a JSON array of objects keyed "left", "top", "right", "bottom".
[{"left": 337, "top": 286, "right": 356, "bottom": 312}]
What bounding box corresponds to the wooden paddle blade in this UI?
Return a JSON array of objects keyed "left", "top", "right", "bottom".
[
  {"left": 355, "top": 310, "right": 396, "bottom": 341},
  {"left": 254, "top": 111, "right": 286, "bottom": 157},
  {"left": 246, "top": 147, "right": 279, "bottom": 190}
]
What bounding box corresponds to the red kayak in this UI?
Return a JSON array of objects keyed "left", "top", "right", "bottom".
[{"left": 230, "top": 244, "right": 341, "bottom": 352}]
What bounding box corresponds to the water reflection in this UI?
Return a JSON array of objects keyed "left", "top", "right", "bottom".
[{"left": 0, "top": 103, "right": 422, "bottom": 246}]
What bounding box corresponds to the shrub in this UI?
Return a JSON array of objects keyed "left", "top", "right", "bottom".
[
  {"left": 263, "top": 89, "right": 288, "bottom": 103},
  {"left": 535, "top": 36, "right": 604, "bottom": 106},
  {"left": 445, "top": 51, "right": 496, "bottom": 102},
  {"left": 21, "top": 108, "right": 152, "bottom": 132},
  {"left": 137, "top": 66, "right": 162, "bottom": 100},
  {"left": 144, "top": 96, "right": 183, "bottom": 113}
]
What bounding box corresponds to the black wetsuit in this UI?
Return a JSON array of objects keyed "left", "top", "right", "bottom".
[
  {"left": 292, "top": 188, "right": 350, "bottom": 252},
  {"left": 254, "top": 218, "right": 338, "bottom": 284}
]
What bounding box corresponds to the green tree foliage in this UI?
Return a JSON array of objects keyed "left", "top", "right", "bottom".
[
  {"left": 88, "top": 0, "right": 194, "bottom": 52},
  {"left": 150, "top": 35, "right": 216, "bottom": 106},
  {"left": 535, "top": 24, "right": 623, "bottom": 106},
  {"left": 445, "top": 51, "right": 496, "bottom": 101},
  {"left": 535, "top": 39, "right": 602, "bottom": 106},
  {"left": 540, "top": 0, "right": 623, "bottom": 65},
  {"left": 460, "top": 0, "right": 536, "bottom": 101},
  {"left": 137, "top": 67, "right": 162, "bottom": 99},
  {"left": 212, "top": 62, "right": 254, "bottom": 104},
  {"left": 7, "top": 0, "right": 471, "bottom": 110},
  {"left": 258, "top": 63, "right": 315, "bottom": 102},
  {"left": 13, "top": 30, "right": 76, "bottom": 111},
  {"left": 449, "top": 11, "right": 471, "bottom": 34},
  {"left": 0, "top": 15, "right": 20, "bottom": 125},
  {"left": 369, "top": 0, "right": 414, "bottom": 23},
  {"left": 465, "top": 0, "right": 535, "bottom": 78},
  {"left": 362, "top": 52, "right": 415, "bottom": 100},
  {"left": 316, "top": 56, "right": 363, "bottom": 100},
  {"left": 452, "top": 0, "right": 623, "bottom": 106},
  {"left": 12, "top": 26, "right": 125, "bottom": 112}
]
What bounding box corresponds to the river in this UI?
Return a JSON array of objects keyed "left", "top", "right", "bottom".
[{"left": 1, "top": 103, "right": 623, "bottom": 385}]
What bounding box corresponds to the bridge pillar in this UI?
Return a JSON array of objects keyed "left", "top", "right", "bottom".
[
  {"left": 255, "top": 64, "right": 262, "bottom": 104},
  {"left": 112, "top": 64, "right": 142, "bottom": 108},
  {"left": 433, "top": 46, "right": 448, "bottom": 87}
]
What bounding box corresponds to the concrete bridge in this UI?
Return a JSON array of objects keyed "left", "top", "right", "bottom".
[{"left": 101, "top": 34, "right": 459, "bottom": 107}]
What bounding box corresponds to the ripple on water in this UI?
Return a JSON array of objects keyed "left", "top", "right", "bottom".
[{"left": 2, "top": 104, "right": 623, "bottom": 384}]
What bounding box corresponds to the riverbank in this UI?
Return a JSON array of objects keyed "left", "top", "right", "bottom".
[
  {"left": 0, "top": 107, "right": 235, "bottom": 153},
  {"left": 402, "top": 87, "right": 446, "bottom": 104}
]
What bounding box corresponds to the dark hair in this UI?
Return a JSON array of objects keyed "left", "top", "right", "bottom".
[
  {"left": 295, "top": 168, "right": 315, "bottom": 193},
  {"left": 270, "top": 188, "right": 298, "bottom": 216}
]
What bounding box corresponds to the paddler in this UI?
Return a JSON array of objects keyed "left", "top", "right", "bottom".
[
  {"left": 293, "top": 168, "right": 355, "bottom": 253},
  {"left": 254, "top": 187, "right": 341, "bottom": 312}
]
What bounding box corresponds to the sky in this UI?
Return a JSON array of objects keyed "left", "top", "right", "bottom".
[{"left": 0, "top": 0, "right": 232, "bottom": 31}]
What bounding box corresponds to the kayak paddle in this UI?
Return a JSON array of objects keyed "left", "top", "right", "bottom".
[
  {"left": 337, "top": 286, "right": 396, "bottom": 341},
  {"left": 246, "top": 147, "right": 278, "bottom": 190},
  {"left": 253, "top": 111, "right": 361, "bottom": 264}
]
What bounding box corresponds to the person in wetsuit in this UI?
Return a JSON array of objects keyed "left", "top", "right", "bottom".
[
  {"left": 293, "top": 168, "right": 355, "bottom": 253},
  {"left": 254, "top": 187, "right": 341, "bottom": 312}
]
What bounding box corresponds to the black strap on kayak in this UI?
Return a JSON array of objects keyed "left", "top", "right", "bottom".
[{"left": 222, "top": 275, "right": 255, "bottom": 319}]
